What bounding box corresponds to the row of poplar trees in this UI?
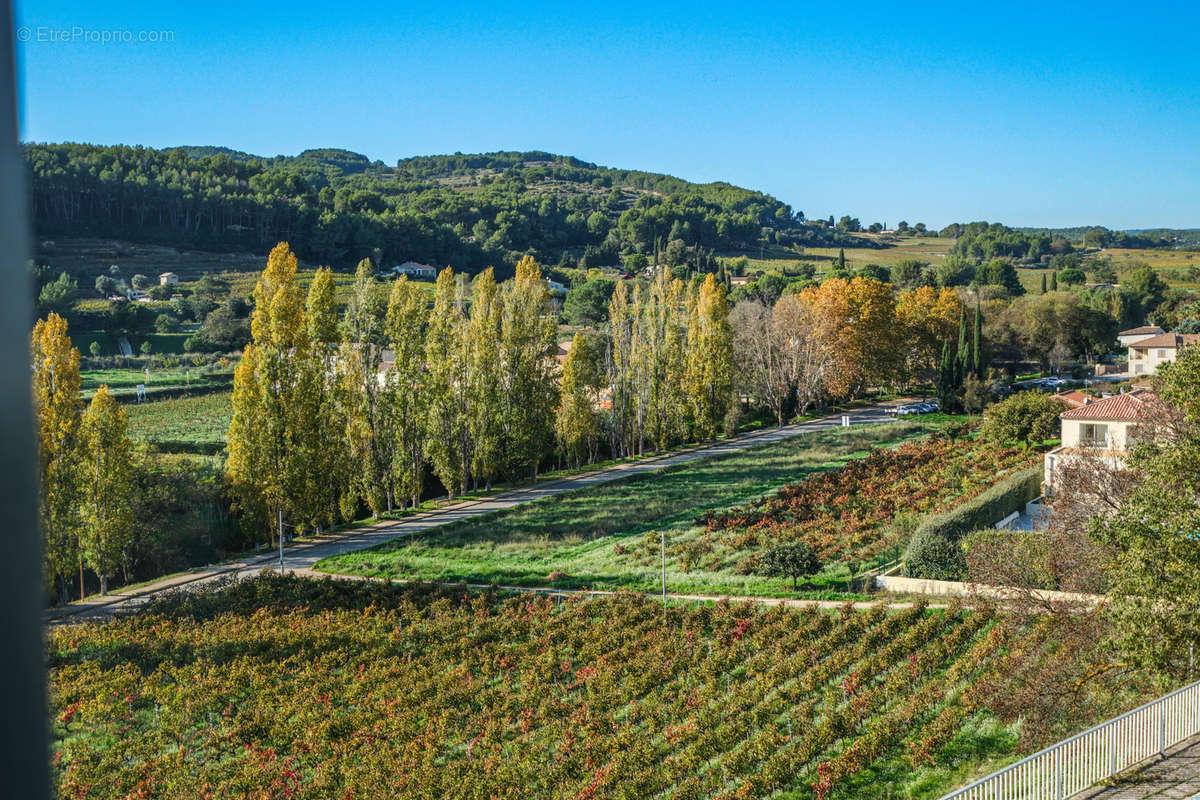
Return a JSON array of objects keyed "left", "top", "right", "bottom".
[
  {"left": 227, "top": 244, "right": 736, "bottom": 545},
  {"left": 34, "top": 314, "right": 136, "bottom": 600}
]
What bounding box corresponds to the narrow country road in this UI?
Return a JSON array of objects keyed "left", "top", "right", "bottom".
[{"left": 47, "top": 402, "right": 906, "bottom": 623}]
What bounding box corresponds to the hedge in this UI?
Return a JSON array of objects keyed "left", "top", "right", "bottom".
[
  {"left": 905, "top": 465, "right": 1042, "bottom": 580},
  {"left": 912, "top": 465, "right": 1043, "bottom": 544}
]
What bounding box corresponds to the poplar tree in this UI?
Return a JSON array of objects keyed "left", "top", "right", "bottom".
[
  {"left": 341, "top": 259, "right": 396, "bottom": 514},
  {"left": 499, "top": 255, "right": 557, "bottom": 479},
  {"left": 685, "top": 274, "right": 734, "bottom": 440},
  {"left": 607, "top": 280, "right": 637, "bottom": 457},
  {"left": 556, "top": 332, "right": 602, "bottom": 467},
  {"left": 424, "top": 267, "right": 469, "bottom": 498},
  {"left": 468, "top": 269, "right": 503, "bottom": 490},
  {"left": 79, "top": 385, "right": 134, "bottom": 595},
  {"left": 641, "top": 268, "right": 687, "bottom": 451},
  {"left": 226, "top": 242, "right": 311, "bottom": 547},
  {"left": 32, "top": 312, "right": 82, "bottom": 601},
  {"left": 297, "top": 267, "right": 347, "bottom": 530},
  {"left": 386, "top": 275, "right": 429, "bottom": 509}
]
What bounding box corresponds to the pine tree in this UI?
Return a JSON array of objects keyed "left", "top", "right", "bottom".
[
  {"left": 556, "top": 332, "right": 602, "bottom": 467},
  {"left": 79, "top": 385, "right": 134, "bottom": 595},
  {"left": 32, "top": 312, "right": 82, "bottom": 601},
  {"left": 685, "top": 274, "right": 734, "bottom": 440},
  {"left": 386, "top": 276, "right": 429, "bottom": 509},
  {"left": 468, "top": 269, "right": 503, "bottom": 490},
  {"left": 423, "top": 267, "right": 468, "bottom": 498}
]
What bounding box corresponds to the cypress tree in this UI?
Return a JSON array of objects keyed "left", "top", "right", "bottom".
[
  {"left": 936, "top": 338, "right": 956, "bottom": 410},
  {"left": 955, "top": 308, "right": 970, "bottom": 384},
  {"left": 1050, "top": 271, "right": 1058, "bottom": 291},
  {"left": 1040, "top": 273, "right": 1048, "bottom": 294},
  {"left": 972, "top": 301, "right": 983, "bottom": 378},
  {"left": 836, "top": 248, "right": 846, "bottom": 271}
]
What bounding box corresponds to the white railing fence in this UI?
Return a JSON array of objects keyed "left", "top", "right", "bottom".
[{"left": 941, "top": 679, "right": 1200, "bottom": 800}]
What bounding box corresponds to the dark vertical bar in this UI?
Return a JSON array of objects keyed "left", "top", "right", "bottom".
[{"left": 0, "top": 4, "right": 50, "bottom": 800}]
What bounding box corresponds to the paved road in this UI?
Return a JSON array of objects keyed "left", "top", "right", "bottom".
[
  {"left": 47, "top": 402, "right": 905, "bottom": 623},
  {"left": 1074, "top": 736, "right": 1200, "bottom": 799}
]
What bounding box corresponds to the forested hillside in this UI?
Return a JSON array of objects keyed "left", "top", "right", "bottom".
[{"left": 26, "top": 143, "right": 872, "bottom": 274}]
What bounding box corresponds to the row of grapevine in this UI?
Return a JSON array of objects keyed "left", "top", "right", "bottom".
[
  {"left": 49, "top": 576, "right": 1017, "bottom": 799},
  {"left": 700, "top": 432, "right": 1038, "bottom": 566}
]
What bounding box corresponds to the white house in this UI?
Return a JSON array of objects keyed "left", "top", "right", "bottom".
[
  {"left": 545, "top": 279, "right": 567, "bottom": 296},
  {"left": 1117, "top": 325, "right": 1163, "bottom": 348},
  {"left": 1043, "top": 389, "right": 1160, "bottom": 493},
  {"left": 1127, "top": 332, "right": 1200, "bottom": 376},
  {"left": 391, "top": 261, "right": 438, "bottom": 280},
  {"left": 159, "top": 272, "right": 180, "bottom": 286}
]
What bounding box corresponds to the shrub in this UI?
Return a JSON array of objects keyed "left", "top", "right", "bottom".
[
  {"left": 905, "top": 529, "right": 966, "bottom": 581},
  {"left": 980, "top": 392, "right": 1066, "bottom": 447},
  {"left": 758, "top": 541, "right": 822, "bottom": 590}
]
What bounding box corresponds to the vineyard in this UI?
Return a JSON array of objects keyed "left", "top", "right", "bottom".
[
  {"left": 125, "top": 389, "right": 232, "bottom": 455},
  {"left": 50, "top": 575, "right": 1020, "bottom": 800},
  {"left": 320, "top": 427, "right": 1037, "bottom": 596},
  {"left": 701, "top": 435, "right": 1038, "bottom": 570}
]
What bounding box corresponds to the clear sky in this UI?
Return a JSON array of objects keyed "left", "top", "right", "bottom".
[{"left": 15, "top": 0, "right": 1200, "bottom": 229}]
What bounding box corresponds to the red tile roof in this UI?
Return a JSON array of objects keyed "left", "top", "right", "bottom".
[
  {"left": 1060, "top": 389, "right": 1156, "bottom": 421},
  {"left": 1130, "top": 332, "right": 1200, "bottom": 349},
  {"left": 1054, "top": 390, "right": 1094, "bottom": 408},
  {"left": 1119, "top": 325, "right": 1164, "bottom": 336}
]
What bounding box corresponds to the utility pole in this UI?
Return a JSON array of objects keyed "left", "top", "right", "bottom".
[{"left": 278, "top": 508, "right": 285, "bottom": 573}]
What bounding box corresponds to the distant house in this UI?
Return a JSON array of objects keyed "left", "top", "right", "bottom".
[
  {"left": 729, "top": 275, "right": 751, "bottom": 287},
  {"left": 1127, "top": 331, "right": 1200, "bottom": 376},
  {"left": 545, "top": 279, "right": 567, "bottom": 296},
  {"left": 159, "top": 272, "right": 180, "bottom": 286},
  {"left": 391, "top": 261, "right": 438, "bottom": 280},
  {"left": 1043, "top": 388, "right": 1166, "bottom": 493},
  {"left": 1053, "top": 390, "right": 1095, "bottom": 409},
  {"left": 1117, "top": 325, "right": 1164, "bottom": 348}
]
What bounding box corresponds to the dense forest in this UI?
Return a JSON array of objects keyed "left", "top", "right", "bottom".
[{"left": 26, "top": 143, "right": 875, "bottom": 274}]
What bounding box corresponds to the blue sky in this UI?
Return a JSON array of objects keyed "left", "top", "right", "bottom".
[{"left": 15, "top": 0, "right": 1200, "bottom": 229}]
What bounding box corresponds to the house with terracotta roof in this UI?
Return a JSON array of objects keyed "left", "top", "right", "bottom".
[
  {"left": 1117, "top": 325, "right": 1164, "bottom": 348},
  {"left": 1043, "top": 388, "right": 1162, "bottom": 493},
  {"left": 1053, "top": 390, "right": 1095, "bottom": 409},
  {"left": 1127, "top": 331, "right": 1200, "bottom": 376}
]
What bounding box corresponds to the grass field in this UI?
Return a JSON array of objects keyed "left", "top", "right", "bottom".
[
  {"left": 727, "top": 235, "right": 954, "bottom": 276},
  {"left": 316, "top": 422, "right": 965, "bottom": 597},
  {"left": 125, "top": 390, "right": 232, "bottom": 454},
  {"left": 48, "top": 574, "right": 1025, "bottom": 800},
  {"left": 81, "top": 363, "right": 234, "bottom": 398}
]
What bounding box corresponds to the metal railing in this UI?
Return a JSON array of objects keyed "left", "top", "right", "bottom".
[{"left": 941, "top": 679, "right": 1200, "bottom": 800}]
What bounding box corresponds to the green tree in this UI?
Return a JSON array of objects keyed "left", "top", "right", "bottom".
[
  {"left": 685, "top": 274, "right": 733, "bottom": 440},
  {"left": 32, "top": 313, "right": 83, "bottom": 601},
  {"left": 1040, "top": 273, "right": 1047, "bottom": 294},
  {"left": 423, "top": 267, "right": 469, "bottom": 497},
  {"left": 499, "top": 256, "right": 558, "bottom": 479},
  {"left": 385, "top": 276, "right": 429, "bottom": 508},
  {"left": 1050, "top": 271, "right": 1058, "bottom": 291},
  {"left": 1092, "top": 346, "right": 1200, "bottom": 678},
  {"left": 556, "top": 332, "right": 602, "bottom": 467},
  {"left": 468, "top": 269, "right": 504, "bottom": 489},
  {"left": 37, "top": 272, "right": 78, "bottom": 318},
  {"left": 563, "top": 278, "right": 616, "bottom": 326},
  {"left": 759, "top": 541, "right": 822, "bottom": 590},
  {"left": 980, "top": 391, "right": 1065, "bottom": 448},
  {"left": 1125, "top": 266, "right": 1168, "bottom": 317},
  {"left": 79, "top": 385, "right": 135, "bottom": 595},
  {"left": 95, "top": 275, "right": 117, "bottom": 297}
]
